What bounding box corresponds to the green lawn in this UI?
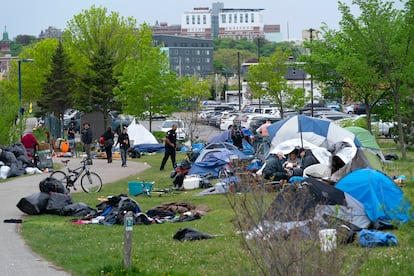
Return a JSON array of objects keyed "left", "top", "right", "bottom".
[{"left": 20, "top": 143, "right": 414, "bottom": 275}]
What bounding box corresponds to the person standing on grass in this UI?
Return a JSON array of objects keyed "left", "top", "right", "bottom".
[
  {"left": 160, "top": 124, "right": 177, "bottom": 171},
  {"left": 116, "top": 126, "right": 130, "bottom": 167},
  {"left": 102, "top": 126, "right": 115, "bottom": 163},
  {"left": 67, "top": 122, "right": 76, "bottom": 156},
  {"left": 81, "top": 122, "right": 93, "bottom": 164}
]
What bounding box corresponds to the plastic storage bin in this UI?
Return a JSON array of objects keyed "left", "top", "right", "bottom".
[
  {"left": 128, "top": 182, "right": 153, "bottom": 196},
  {"left": 183, "top": 175, "right": 201, "bottom": 190}
]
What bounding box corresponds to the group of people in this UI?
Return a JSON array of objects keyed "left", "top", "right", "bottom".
[
  {"left": 261, "top": 147, "right": 318, "bottom": 181},
  {"left": 98, "top": 125, "right": 131, "bottom": 167}
]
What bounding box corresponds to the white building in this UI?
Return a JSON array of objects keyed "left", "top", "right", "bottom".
[{"left": 180, "top": 2, "right": 280, "bottom": 42}]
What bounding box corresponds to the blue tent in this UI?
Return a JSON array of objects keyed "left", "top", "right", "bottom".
[
  {"left": 188, "top": 143, "right": 248, "bottom": 177},
  {"left": 335, "top": 168, "right": 412, "bottom": 225},
  {"left": 207, "top": 130, "right": 254, "bottom": 155}
]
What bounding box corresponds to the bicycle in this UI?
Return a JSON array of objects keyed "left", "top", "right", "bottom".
[{"left": 50, "top": 158, "right": 103, "bottom": 193}]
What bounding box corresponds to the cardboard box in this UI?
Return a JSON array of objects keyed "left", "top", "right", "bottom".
[{"left": 38, "top": 143, "right": 50, "bottom": 151}]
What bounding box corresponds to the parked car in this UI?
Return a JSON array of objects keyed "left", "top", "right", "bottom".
[
  {"left": 219, "top": 112, "right": 241, "bottom": 131},
  {"left": 342, "top": 104, "right": 354, "bottom": 114},
  {"left": 248, "top": 115, "right": 281, "bottom": 134},
  {"left": 354, "top": 103, "right": 366, "bottom": 115},
  {"left": 160, "top": 120, "right": 188, "bottom": 141},
  {"left": 109, "top": 111, "right": 132, "bottom": 134}
]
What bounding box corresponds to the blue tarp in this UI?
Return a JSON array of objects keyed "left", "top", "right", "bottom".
[
  {"left": 132, "top": 143, "right": 164, "bottom": 153},
  {"left": 335, "top": 168, "right": 412, "bottom": 225},
  {"left": 188, "top": 144, "right": 248, "bottom": 177}
]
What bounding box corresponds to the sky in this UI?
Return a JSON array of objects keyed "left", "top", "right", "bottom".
[{"left": 0, "top": 0, "right": 399, "bottom": 41}]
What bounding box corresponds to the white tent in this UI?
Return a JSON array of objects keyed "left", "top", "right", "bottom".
[{"left": 127, "top": 118, "right": 158, "bottom": 145}]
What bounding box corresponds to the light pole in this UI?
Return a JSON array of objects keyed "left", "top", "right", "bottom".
[
  {"left": 18, "top": 59, "right": 34, "bottom": 138},
  {"left": 309, "top": 28, "right": 314, "bottom": 117}
]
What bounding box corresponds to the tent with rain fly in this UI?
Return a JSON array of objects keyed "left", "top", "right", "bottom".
[
  {"left": 267, "top": 115, "right": 361, "bottom": 149},
  {"left": 265, "top": 115, "right": 379, "bottom": 181},
  {"left": 345, "top": 126, "right": 384, "bottom": 170},
  {"left": 126, "top": 118, "right": 164, "bottom": 153},
  {"left": 335, "top": 168, "right": 412, "bottom": 226},
  {"left": 188, "top": 142, "right": 248, "bottom": 177}
]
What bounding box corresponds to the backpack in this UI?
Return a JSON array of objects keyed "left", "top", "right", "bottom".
[
  {"left": 232, "top": 128, "right": 243, "bottom": 147},
  {"left": 39, "top": 177, "right": 67, "bottom": 194}
]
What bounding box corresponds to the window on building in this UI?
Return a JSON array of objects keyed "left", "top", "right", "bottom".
[
  {"left": 196, "top": 50, "right": 200, "bottom": 55},
  {"left": 251, "top": 13, "right": 254, "bottom": 22},
  {"left": 245, "top": 13, "right": 248, "bottom": 23},
  {"left": 206, "top": 50, "right": 210, "bottom": 55},
  {"left": 197, "top": 15, "right": 200, "bottom": 24},
  {"left": 185, "top": 57, "right": 190, "bottom": 63},
  {"left": 196, "top": 65, "right": 201, "bottom": 71},
  {"left": 221, "top": 14, "right": 226, "bottom": 23},
  {"left": 205, "top": 57, "right": 210, "bottom": 63},
  {"left": 173, "top": 49, "right": 179, "bottom": 55},
  {"left": 192, "top": 15, "right": 195, "bottom": 24},
  {"left": 203, "top": 15, "right": 206, "bottom": 24},
  {"left": 196, "top": 58, "right": 200, "bottom": 63},
  {"left": 185, "top": 49, "right": 189, "bottom": 55},
  {"left": 229, "top": 14, "right": 232, "bottom": 23},
  {"left": 240, "top": 14, "right": 243, "bottom": 23},
  {"left": 234, "top": 14, "right": 237, "bottom": 23}
]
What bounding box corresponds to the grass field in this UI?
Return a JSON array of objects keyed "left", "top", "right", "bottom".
[{"left": 20, "top": 141, "right": 414, "bottom": 275}]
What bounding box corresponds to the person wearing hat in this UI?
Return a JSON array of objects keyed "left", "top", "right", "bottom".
[{"left": 116, "top": 126, "right": 130, "bottom": 167}]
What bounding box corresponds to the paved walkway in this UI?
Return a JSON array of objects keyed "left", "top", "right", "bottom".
[{"left": 0, "top": 157, "right": 149, "bottom": 275}]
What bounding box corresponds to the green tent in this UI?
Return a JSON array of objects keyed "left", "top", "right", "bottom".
[{"left": 345, "top": 126, "right": 384, "bottom": 171}]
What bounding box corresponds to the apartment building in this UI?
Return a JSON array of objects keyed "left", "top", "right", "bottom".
[{"left": 153, "top": 34, "right": 214, "bottom": 78}]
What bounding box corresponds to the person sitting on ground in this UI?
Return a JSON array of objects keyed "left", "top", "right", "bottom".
[
  {"left": 21, "top": 129, "right": 39, "bottom": 156},
  {"left": 231, "top": 125, "right": 244, "bottom": 150},
  {"left": 283, "top": 149, "right": 301, "bottom": 177},
  {"left": 262, "top": 152, "right": 288, "bottom": 181}
]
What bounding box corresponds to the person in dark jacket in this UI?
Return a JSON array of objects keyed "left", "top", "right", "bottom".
[
  {"left": 116, "top": 126, "right": 130, "bottom": 167},
  {"left": 81, "top": 122, "right": 93, "bottom": 163},
  {"left": 102, "top": 126, "right": 115, "bottom": 163},
  {"left": 262, "top": 153, "right": 288, "bottom": 181},
  {"left": 160, "top": 124, "right": 177, "bottom": 171}
]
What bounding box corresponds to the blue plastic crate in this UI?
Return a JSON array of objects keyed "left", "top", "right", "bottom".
[{"left": 128, "top": 182, "right": 153, "bottom": 196}]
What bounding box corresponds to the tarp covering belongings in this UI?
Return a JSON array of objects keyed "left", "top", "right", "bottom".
[
  {"left": 246, "top": 177, "right": 370, "bottom": 240},
  {"left": 188, "top": 142, "right": 248, "bottom": 178},
  {"left": 335, "top": 168, "right": 412, "bottom": 226},
  {"left": 207, "top": 130, "right": 254, "bottom": 155}
]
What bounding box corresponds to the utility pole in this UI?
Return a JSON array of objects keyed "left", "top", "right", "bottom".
[
  {"left": 309, "top": 28, "right": 314, "bottom": 117},
  {"left": 238, "top": 51, "right": 241, "bottom": 111}
]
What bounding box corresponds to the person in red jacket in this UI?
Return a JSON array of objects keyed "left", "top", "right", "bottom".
[{"left": 21, "top": 129, "right": 39, "bottom": 156}]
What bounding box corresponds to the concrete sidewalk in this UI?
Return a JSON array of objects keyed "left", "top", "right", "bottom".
[{"left": 0, "top": 157, "right": 149, "bottom": 275}]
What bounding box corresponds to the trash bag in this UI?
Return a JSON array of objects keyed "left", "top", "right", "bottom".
[
  {"left": 173, "top": 227, "right": 213, "bottom": 241},
  {"left": 16, "top": 192, "right": 50, "bottom": 215}
]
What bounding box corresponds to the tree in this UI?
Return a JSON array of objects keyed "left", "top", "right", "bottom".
[
  {"left": 64, "top": 5, "right": 140, "bottom": 114},
  {"left": 306, "top": 0, "right": 413, "bottom": 158},
  {"left": 0, "top": 81, "right": 19, "bottom": 144},
  {"left": 247, "top": 49, "right": 301, "bottom": 117},
  {"left": 179, "top": 76, "right": 210, "bottom": 143},
  {"left": 38, "top": 40, "right": 75, "bottom": 117},
  {"left": 115, "top": 26, "right": 180, "bottom": 132}
]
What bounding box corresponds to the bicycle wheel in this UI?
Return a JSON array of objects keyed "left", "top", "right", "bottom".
[
  {"left": 80, "top": 172, "right": 103, "bottom": 193},
  {"left": 50, "top": 171, "right": 69, "bottom": 189}
]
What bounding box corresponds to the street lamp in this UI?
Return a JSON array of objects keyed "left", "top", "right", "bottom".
[
  {"left": 309, "top": 28, "right": 314, "bottom": 117},
  {"left": 18, "top": 59, "right": 34, "bottom": 138}
]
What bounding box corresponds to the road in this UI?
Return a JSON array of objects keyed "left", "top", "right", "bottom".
[{"left": 139, "top": 113, "right": 221, "bottom": 143}]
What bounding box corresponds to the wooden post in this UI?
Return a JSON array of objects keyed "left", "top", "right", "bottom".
[{"left": 123, "top": 211, "right": 133, "bottom": 268}]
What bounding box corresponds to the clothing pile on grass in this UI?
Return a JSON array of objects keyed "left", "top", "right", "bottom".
[
  {"left": 0, "top": 142, "right": 43, "bottom": 179},
  {"left": 16, "top": 179, "right": 211, "bottom": 226}
]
